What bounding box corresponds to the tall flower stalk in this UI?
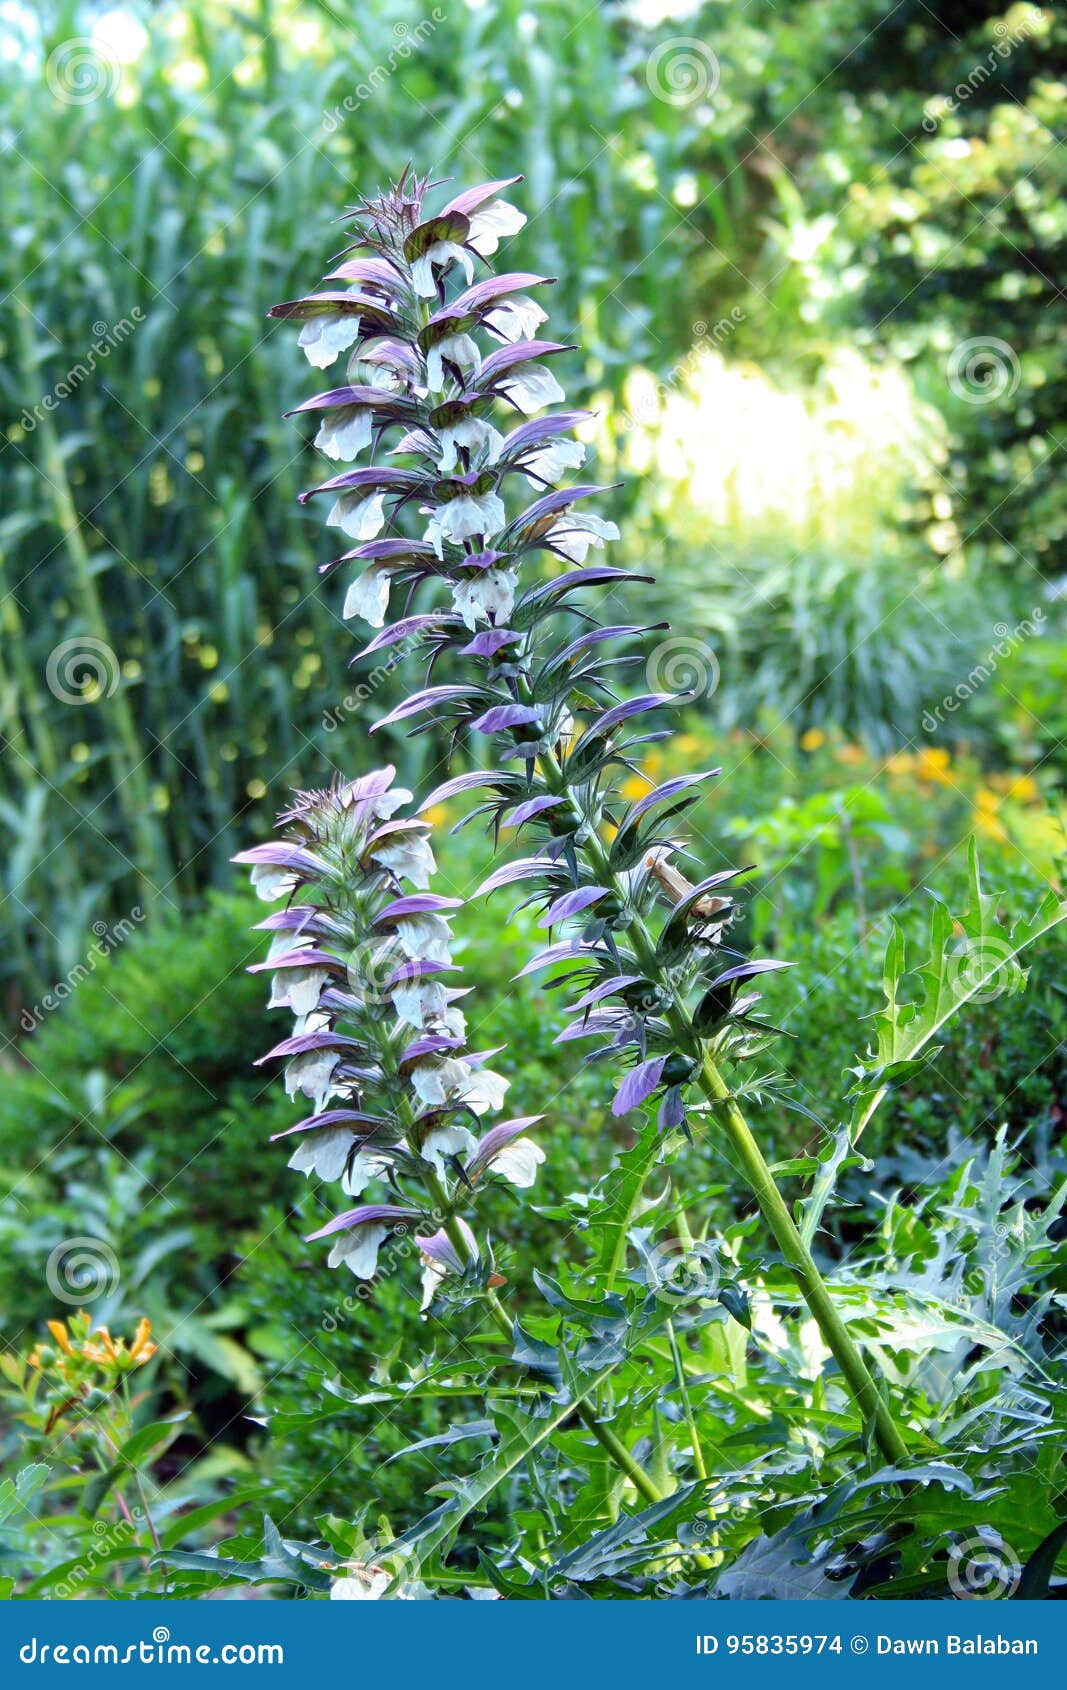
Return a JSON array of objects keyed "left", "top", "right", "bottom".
[
  {"left": 263, "top": 168, "right": 908, "bottom": 1467},
  {"left": 238, "top": 770, "right": 676, "bottom": 1509}
]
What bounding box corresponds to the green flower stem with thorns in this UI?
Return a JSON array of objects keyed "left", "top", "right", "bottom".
[{"left": 528, "top": 704, "right": 910, "bottom": 1467}]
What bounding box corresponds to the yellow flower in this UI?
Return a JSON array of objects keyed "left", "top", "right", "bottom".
[
  {"left": 916, "top": 746, "right": 951, "bottom": 784},
  {"left": 975, "top": 787, "right": 1000, "bottom": 814},
  {"left": 885, "top": 751, "right": 914, "bottom": 776},
  {"left": 620, "top": 772, "right": 653, "bottom": 802},
  {"left": 834, "top": 743, "right": 865, "bottom": 765},
  {"left": 421, "top": 804, "right": 450, "bottom": 829},
  {"left": 975, "top": 812, "right": 1008, "bottom": 842},
  {"left": 799, "top": 727, "right": 826, "bottom": 752},
  {"left": 1005, "top": 775, "right": 1039, "bottom": 804}
]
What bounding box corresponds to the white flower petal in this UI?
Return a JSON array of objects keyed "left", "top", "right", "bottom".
[
  {"left": 298, "top": 314, "right": 363, "bottom": 369},
  {"left": 284, "top": 1049, "right": 340, "bottom": 1113},
  {"left": 419, "top": 1256, "right": 447, "bottom": 1312},
  {"left": 327, "top": 490, "right": 387, "bottom": 541},
  {"left": 450, "top": 567, "right": 518, "bottom": 631},
  {"left": 343, "top": 564, "right": 392, "bottom": 627},
  {"left": 426, "top": 332, "right": 481, "bottom": 395},
  {"left": 287, "top": 1124, "right": 354, "bottom": 1183},
  {"left": 314, "top": 408, "right": 373, "bottom": 462},
  {"left": 390, "top": 977, "right": 449, "bottom": 1029},
  {"left": 410, "top": 1055, "right": 471, "bottom": 1110},
  {"left": 489, "top": 1137, "right": 546, "bottom": 1189},
  {"left": 425, "top": 491, "right": 506, "bottom": 555},
  {"left": 547, "top": 512, "right": 620, "bottom": 563},
  {"left": 330, "top": 1569, "right": 391, "bottom": 1601},
  {"left": 485, "top": 296, "right": 547, "bottom": 341},
  {"left": 420, "top": 1122, "right": 477, "bottom": 1177},
  {"left": 411, "top": 241, "right": 475, "bottom": 298},
  {"left": 340, "top": 1147, "right": 393, "bottom": 1197},
  {"left": 327, "top": 1221, "right": 389, "bottom": 1278},
  {"left": 467, "top": 199, "right": 526, "bottom": 257},
  {"left": 371, "top": 833, "right": 436, "bottom": 889},
  {"left": 250, "top": 863, "right": 297, "bottom": 903},
  {"left": 369, "top": 784, "right": 413, "bottom": 820},
  {"left": 498, "top": 363, "right": 566, "bottom": 415},
  {"left": 438, "top": 418, "right": 503, "bottom": 474},
  {"left": 395, "top": 913, "right": 454, "bottom": 963},
  {"left": 523, "top": 438, "right": 586, "bottom": 485},
  {"left": 458, "top": 1066, "right": 509, "bottom": 1116},
  {"left": 442, "top": 1005, "right": 467, "bottom": 1040},
  {"left": 269, "top": 964, "right": 329, "bottom": 1016},
  {"left": 267, "top": 929, "right": 313, "bottom": 963}
]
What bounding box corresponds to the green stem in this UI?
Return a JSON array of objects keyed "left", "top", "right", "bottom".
[
  {"left": 14, "top": 299, "right": 169, "bottom": 908},
  {"left": 419, "top": 1166, "right": 666, "bottom": 1507},
  {"left": 524, "top": 709, "right": 909, "bottom": 1466},
  {"left": 666, "top": 1319, "right": 707, "bottom": 1480},
  {"left": 695, "top": 1052, "right": 908, "bottom": 1464}
]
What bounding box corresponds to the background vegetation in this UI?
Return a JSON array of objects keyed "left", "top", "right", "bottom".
[{"left": 0, "top": 0, "right": 1064, "bottom": 1596}]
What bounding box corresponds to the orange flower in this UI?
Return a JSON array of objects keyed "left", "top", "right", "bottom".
[
  {"left": 46, "top": 1320, "right": 73, "bottom": 1356},
  {"left": 128, "top": 1318, "right": 157, "bottom": 1365}
]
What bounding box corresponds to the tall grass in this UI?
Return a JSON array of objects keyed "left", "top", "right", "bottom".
[{"left": 0, "top": 0, "right": 743, "bottom": 1008}]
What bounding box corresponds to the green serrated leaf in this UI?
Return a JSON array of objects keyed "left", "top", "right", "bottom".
[{"left": 802, "top": 843, "right": 1067, "bottom": 1243}]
